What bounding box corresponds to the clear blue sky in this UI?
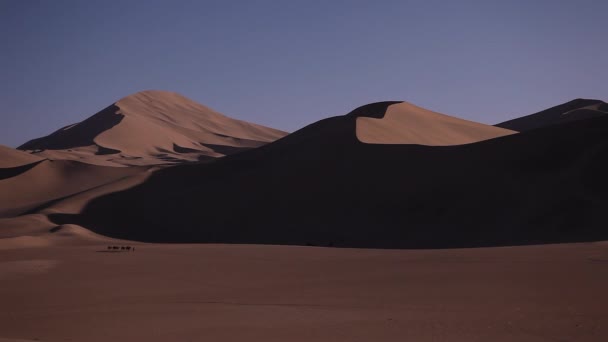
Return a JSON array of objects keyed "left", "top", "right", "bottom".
[{"left": 1, "top": 0, "right": 606, "bottom": 147}]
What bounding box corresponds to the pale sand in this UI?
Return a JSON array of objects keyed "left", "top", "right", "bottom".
[
  {"left": 0, "top": 241, "right": 606, "bottom": 341},
  {"left": 19, "top": 90, "right": 288, "bottom": 166},
  {"left": 356, "top": 102, "right": 515, "bottom": 145}
]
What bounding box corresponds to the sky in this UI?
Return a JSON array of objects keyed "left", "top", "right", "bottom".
[{"left": 1, "top": 0, "right": 607, "bottom": 147}]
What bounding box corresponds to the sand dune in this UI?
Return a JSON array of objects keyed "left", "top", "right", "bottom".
[
  {"left": 0, "top": 159, "right": 147, "bottom": 218},
  {"left": 0, "top": 167, "right": 152, "bottom": 246},
  {"left": 0, "top": 145, "right": 42, "bottom": 168},
  {"left": 0, "top": 213, "right": 134, "bottom": 251},
  {"left": 2, "top": 90, "right": 287, "bottom": 230},
  {"left": 357, "top": 102, "right": 515, "bottom": 145},
  {"left": 0, "top": 214, "right": 57, "bottom": 239},
  {"left": 19, "top": 90, "right": 287, "bottom": 166},
  {"left": 2, "top": 97, "right": 608, "bottom": 341},
  {"left": 0, "top": 214, "right": 57, "bottom": 238},
  {"left": 50, "top": 101, "right": 608, "bottom": 248},
  {"left": 497, "top": 98, "right": 607, "bottom": 131}
]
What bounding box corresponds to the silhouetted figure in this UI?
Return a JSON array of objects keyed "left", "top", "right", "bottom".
[
  {"left": 107, "top": 246, "right": 112, "bottom": 250},
  {"left": 112, "top": 246, "right": 119, "bottom": 250},
  {"left": 126, "top": 246, "right": 131, "bottom": 251},
  {"left": 133, "top": 247, "right": 135, "bottom": 252}
]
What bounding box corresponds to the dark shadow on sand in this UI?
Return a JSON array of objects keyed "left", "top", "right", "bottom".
[
  {"left": 19, "top": 105, "right": 124, "bottom": 150},
  {"left": 0, "top": 160, "right": 45, "bottom": 180},
  {"left": 50, "top": 102, "right": 608, "bottom": 249}
]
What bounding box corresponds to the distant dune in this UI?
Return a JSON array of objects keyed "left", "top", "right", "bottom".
[
  {"left": 18, "top": 90, "right": 287, "bottom": 166},
  {"left": 0, "top": 159, "right": 146, "bottom": 218},
  {"left": 357, "top": 102, "right": 515, "bottom": 145},
  {"left": 496, "top": 98, "right": 607, "bottom": 131},
  {"left": 51, "top": 101, "right": 608, "bottom": 248},
  {"left": 2, "top": 90, "right": 286, "bottom": 224},
  {"left": 0, "top": 145, "right": 42, "bottom": 168},
  {"left": 2, "top": 95, "right": 607, "bottom": 342}
]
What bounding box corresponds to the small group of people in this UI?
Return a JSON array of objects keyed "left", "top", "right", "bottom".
[{"left": 107, "top": 246, "right": 135, "bottom": 252}]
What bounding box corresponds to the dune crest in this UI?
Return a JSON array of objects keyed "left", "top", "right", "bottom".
[
  {"left": 496, "top": 98, "right": 607, "bottom": 131},
  {"left": 0, "top": 145, "right": 42, "bottom": 168},
  {"left": 49, "top": 100, "right": 608, "bottom": 248},
  {"left": 0, "top": 160, "right": 147, "bottom": 218},
  {"left": 19, "top": 90, "right": 287, "bottom": 166},
  {"left": 356, "top": 102, "right": 515, "bottom": 145}
]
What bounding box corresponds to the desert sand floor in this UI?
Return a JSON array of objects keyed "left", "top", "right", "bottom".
[{"left": 1, "top": 242, "right": 607, "bottom": 342}]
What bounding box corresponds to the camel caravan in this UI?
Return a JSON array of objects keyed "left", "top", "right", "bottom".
[{"left": 107, "top": 246, "right": 135, "bottom": 252}]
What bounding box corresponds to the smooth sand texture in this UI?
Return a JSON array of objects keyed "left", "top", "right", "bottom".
[
  {"left": 39, "top": 168, "right": 154, "bottom": 216},
  {"left": 1, "top": 97, "right": 608, "bottom": 341},
  {"left": 0, "top": 215, "right": 56, "bottom": 239},
  {"left": 57, "top": 103, "right": 608, "bottom": 248},
  {"left": 0, "top": 159, "right": 147, "bottom": 218},
  {"left": 0, "top": 241, "right": 607, "bottom": 341},
  {"left": 0, "top": 218, "right": 125, "bottom": 249},
  {"left": 357, "top": 102, "right": 515, "bottom": 145},
  {"left": 0, "top": 236, "right": 51, "bottom": 250},
  {"left": 0, "top": 147, "right": 44, "bottom": 181},
  {"left": 497, "top": 98, "right": 607, "bottom": 132},
  {"left": 19, "top": 90, "right": 288, "bottom": 166},
  {"left": 0, "top": 145, "right": 42, "bottom": 168}
]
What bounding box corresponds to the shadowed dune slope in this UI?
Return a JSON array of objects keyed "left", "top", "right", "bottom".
[
  {"left": 0, "top": 160, "right": 147, "bottom": 218},
  {"left": 51, "top": 102, "right": 608, "bottom": 248},
  {"left": 357, "top": 102, "right": 515, "bottom": 145},
  {"left": 18, "top": 90, "right": 287, "bottom": 166},
  {"left": 496, "top": 98, "right": 607, "bottom": 131},
  {"left": 0, "top": 145, "right": 45, "bottom": 180}
]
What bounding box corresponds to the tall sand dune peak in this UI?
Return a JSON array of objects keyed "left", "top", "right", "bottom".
[
  {"left": 18, "top": 90, "right": 287, "bottom": 166},
  {"left": 356, "top": 101, "right": 516, "bottom": 145}
]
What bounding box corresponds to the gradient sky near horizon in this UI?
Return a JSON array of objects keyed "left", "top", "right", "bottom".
[{"left": 1, "top": 0, "right": 606, "bottom": 147}]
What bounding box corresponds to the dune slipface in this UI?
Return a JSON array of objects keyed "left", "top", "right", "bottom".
[
  {"left": 51, "top": 101, "right": 608, "bottom": 248},
  {"left": 0, "top": 145, "right": 45, "bottom": 181},
  {"left": 19, "top": 90, "right": 288, "bottom": 166},
  {"left": 357, "top": 102, "right": 515, "bottom": 145}
]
